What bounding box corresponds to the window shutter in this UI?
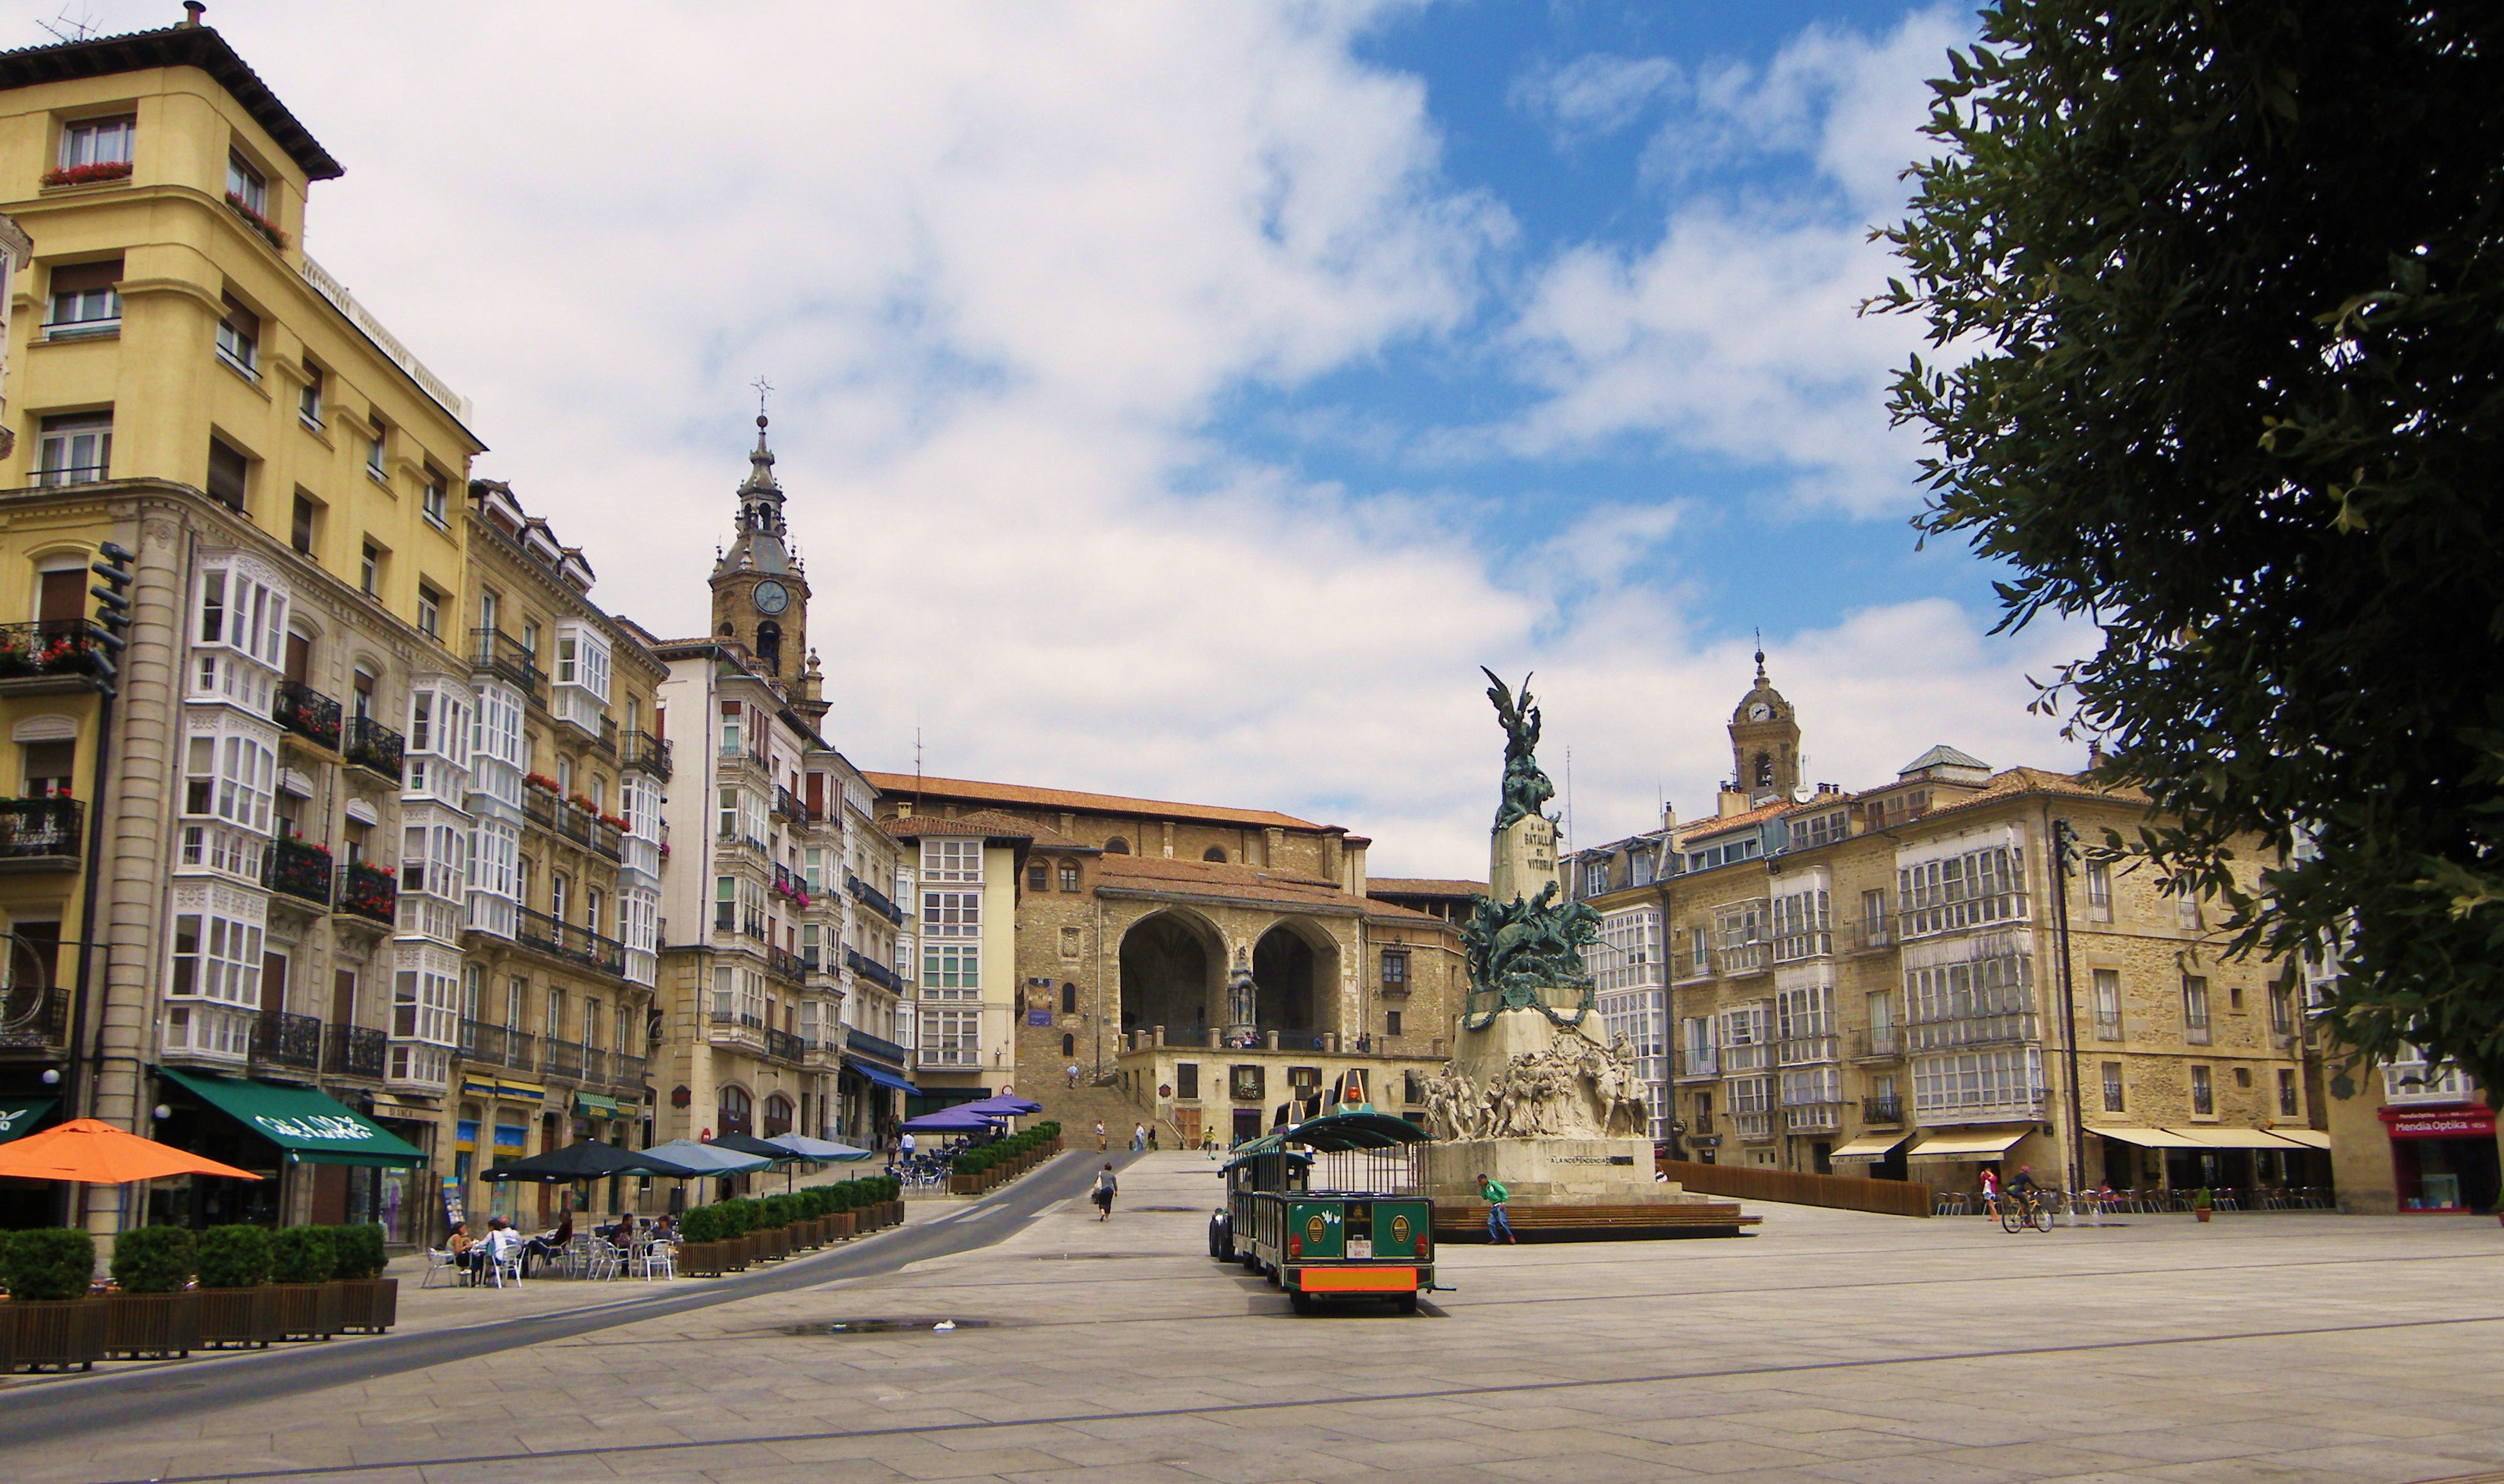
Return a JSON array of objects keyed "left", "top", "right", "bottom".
[{"left": 50, "top": 258, "right": 122, "bottom": 294}]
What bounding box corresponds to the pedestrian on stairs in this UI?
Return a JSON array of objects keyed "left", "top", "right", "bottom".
[
  {"left": 1067, "top": 1062, "right": 1080, "bottom": 1089},
  {"left": 1095, "top": 1120, "right": 1107, "bottom": 1152},
  {"left": 1132, "top": 1123, "right": 1146, "bottom": 1152}
]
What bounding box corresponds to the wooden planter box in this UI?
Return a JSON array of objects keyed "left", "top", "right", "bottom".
[
  {"left": 678, "top": 1241, "right": 727, "bottom": 1277},
  {"left": 833, "top": 1211, "right": 856, "bottom": 1239},
  {"left": 333, "top": 1278, "right": 398, "bottom": 1334},
  {"left": 101, "top": 1291, "right": 200, "bottom": 1359},
  {"left": 6, "top": 1298, "right": 106, "bottom": 1372},
  {"left": 274, "top": 1281, "right": 343, "bottom": 1341},
  {"left": 729, "top": 1235, "right": 754, "bottom": 1270},
  {"left": 759, "top": 1227, "right": 787, "bottom": 1261},
  {"left": 199, "top": 1286, "right": 280, "bottom": 1348}
]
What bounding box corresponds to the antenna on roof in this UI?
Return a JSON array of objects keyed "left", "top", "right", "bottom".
[
  {"left": 914, "top": 726, "right": 924, "bottom": 809},
  {"left": 38, "top": 5, "right": 104, "bottom": 41}
]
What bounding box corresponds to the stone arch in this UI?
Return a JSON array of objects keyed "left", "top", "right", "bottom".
[
  {"left": 1251, "top": 917, "right": 1341, "bottom": 1035},
  {"left": 762, "top": 1092, "right": 793, "bottom": 1136},
  {"left": 717, "top": 1083, "right": 754, "bottom": 1139},
  {"left": 756, "top": 620, "right": 781, "bottom": 669},
  {"left": 1117, "top": 908, "right": 1224, "bottom": 1036},
  {"left": 1104, "top": 836, "right": 1131, "bottom": 854},
  {"left": 1202, "top": 846, "right": 1228, "bottom": 862}
]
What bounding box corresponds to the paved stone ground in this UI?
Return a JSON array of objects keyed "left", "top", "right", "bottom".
[{"left": 6, "top": 1151, "right": 2501, "bottom": 1484}]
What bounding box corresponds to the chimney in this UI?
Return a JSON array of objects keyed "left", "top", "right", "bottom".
[
  {"left": 1660, "top": 802, "right": 1678, "bottom": 834},
  {"left": 182, "top": 2, "right": 206, "bottom": 25}
]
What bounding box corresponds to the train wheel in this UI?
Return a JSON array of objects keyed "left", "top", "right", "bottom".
[{"left": 1290, "top": 1289, "right": 1315, "bottom": 1315}]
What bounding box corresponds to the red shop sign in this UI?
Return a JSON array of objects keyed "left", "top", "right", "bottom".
[{"left": 2379, "top": 1105, "right": 2497, "bottom": 1140}]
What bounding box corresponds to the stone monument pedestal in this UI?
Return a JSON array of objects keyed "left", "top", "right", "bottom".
[{"left": 1421, "top": 1135, "right": 1681, "bottom": 1205}]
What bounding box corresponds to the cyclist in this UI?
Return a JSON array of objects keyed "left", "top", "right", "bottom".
[{"left": 2004, "top": 1164, "right": 2044, "bottom": 1219}]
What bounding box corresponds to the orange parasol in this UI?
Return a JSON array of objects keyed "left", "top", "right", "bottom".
[{"left": 0, "top": 1118, "right": 262, "bottom": 1184}]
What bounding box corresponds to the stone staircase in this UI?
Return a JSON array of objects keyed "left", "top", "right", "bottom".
[{"left": 1029, "top": 1076, "right": 1149, "bottom": 1152}]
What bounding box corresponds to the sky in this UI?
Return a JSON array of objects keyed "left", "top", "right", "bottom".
[{"left": 37, "top": 1, "right": 2088, "bottom": 876}]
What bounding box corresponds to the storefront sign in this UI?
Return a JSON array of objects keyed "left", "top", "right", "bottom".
[{"left": 2381, "top": 1106, "right": 2496, "bottom": 1140}]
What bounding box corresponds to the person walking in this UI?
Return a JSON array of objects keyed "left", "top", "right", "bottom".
[
  {"left": 1091, "top": 1163, "right": 1119, "bottom": 1220},
  {"left": 1479, "top": 1172, "right": 1517, "bottom": 1245},
  {"left": 1095, "top": 1120, "right": 1107, "bottom": 1152},
  {"left": 1132, "top": 1122, "right": 1147, "bottom": 1152},
  {"left": 1067, "top": 1062, "right": 1081, "bottom": 1089},
  {"left": 1978, "top": 1165, "right": 2001, "bottom": 1217}
]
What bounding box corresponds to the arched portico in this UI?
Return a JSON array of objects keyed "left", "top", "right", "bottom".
[
  {"left": 1118, "top": 909, "right": 1225, "bottom": 1036},
  {"left": 1251, "top": 918, "right": 1341, "bottom": 1035}
]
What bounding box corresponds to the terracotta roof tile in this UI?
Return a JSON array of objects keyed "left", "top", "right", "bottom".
[
  {"left": 1675, "top": 797, "right": 1796, "bottom": 845},
  {"left": 863, "top": 772, "right": 1326, "bottom": 832},
  {"left": 1367, "top": 878, "right": 1487, "bottom": 899},
  {"left": 1920, "top": 766, "right": 2150, "bottom": 821},
  {"left": 1095, "top": 853, "right": 1444, "bottom": 924}
]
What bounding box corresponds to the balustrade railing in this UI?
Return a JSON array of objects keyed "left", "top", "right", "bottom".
[
  {"left": 264, "top": 836, "right": 334, "bottom": 906},
  {"left": 516, "top": 906, "right": 625, "bottom": 975},
  {"left": 324, "top": 1023, "right": 386, "bottom": 1078},
  {"left": 336, "top": 862, "right": 397, "bottom": 924},
  {"left": 272, "top": 680, "right": 342, "bottom": 749},
  {"left": 622, "top": 730, "right": 672, "bottom": 780},
  {"left": 766, "top": 1028, "right": 806, "bottom": 1065},
  {"left": 469, "top": 627, "right": 545, "bottom": 701},
  {"left": 252, "top": 1010, "right": 324, "bottom": 1072},
  {"left": 612, "top": 1052, "right": 646, "bottom": 1091},
  {"left": 846, "top": 872, "right": 906, "bottom": 924},
  {"left": 844, "top": 947, "right": 903, "bottom": 993},
  {"left": 0, "top": 985, "right": 68, "bottom": 1049},
  {"left": 1849, "top": 1026, "right": 1902, "bottom": 1060},
  {"left": 344, "top": 716, "right": 404, "bottom": 781},
  {"left": 0, "top": 797, "right": 82, "bottom": 862},
  {"left": 542, "top": 1040, "right": 584, "bottom": 1080},
  {"left": 0, "top": 620, "right": 101, "bottom": 680},
  {"left": 767, "top": 946, "right": 805, "bottom": 981},
  {"left": 1862, "top": 1095, "right": 1905, "bottom": 1123}
]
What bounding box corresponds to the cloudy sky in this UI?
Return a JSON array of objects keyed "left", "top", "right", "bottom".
[{"left": 45, "top": 1, "right": 2086, "bottom": 874}]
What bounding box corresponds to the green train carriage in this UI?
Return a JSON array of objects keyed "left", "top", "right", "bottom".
[{"left": 1209, "top": 1111, "right": 1435, "bottom": 1314}]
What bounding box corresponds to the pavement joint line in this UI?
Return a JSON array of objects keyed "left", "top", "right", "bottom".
[{"left": 53, "top": 1309, "right": 2504, "bottom": 1484}]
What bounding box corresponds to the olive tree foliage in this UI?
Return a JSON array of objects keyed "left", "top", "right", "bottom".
[{"left": 1873, "top": 3, "right": 2504, "bottom": 1088}]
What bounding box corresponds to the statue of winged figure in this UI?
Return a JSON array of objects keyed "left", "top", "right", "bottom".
[{"left": 1482, "top": 667, "right": 1556, "bottom": 832}]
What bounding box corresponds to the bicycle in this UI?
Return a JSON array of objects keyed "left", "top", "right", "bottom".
[{"left": 1999, "top": 1186, "right": 2055, "bottom": 1233}]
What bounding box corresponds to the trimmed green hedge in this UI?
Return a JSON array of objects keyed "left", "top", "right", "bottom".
[
  {"left": 2, "top": 1227, "right": 96, "bottom": 1302},
  {"left": 110, "top": 1225, "right": 194, "bottom": 1294},
  {"left": 269, "top": 1225, "right": 336, "bottom": 1284},
  {"left": 688, "top": 1171, "right": 899, "bottom": 1239},
  {"left": 196, "top": 1224, "right": 270, "bottom": 1289},
  {"left": 952, "top": 1121, "right": 1062, "bottom": 1177},
  {"left": 329, "top": 1223, "right": 388, "bottom": 1281}
]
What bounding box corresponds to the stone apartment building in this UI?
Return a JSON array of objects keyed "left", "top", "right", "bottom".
[
  {"left": 0, "top": 16, "right": 490, "bottom": 1240},
  {"left": 437, "top": 479, "right": 665, "bottom": 1229},
  {"left": 1574, "top": 659, "right": 2326, "bottom": 1198},
  {"left": 648, "top": 416, "right": 913, "bottom": 1156},
  {"left": 868, "top": 774, "right": 1465, "bottom": 1145}
]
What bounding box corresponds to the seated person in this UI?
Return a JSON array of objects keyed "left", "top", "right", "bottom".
[
  {"left": 523, "top": 1212, "right": 573, "bottom": 1274},
  {"left": 647, "top": 1213, "right": 676, "bottom": 1245},
  {"left": 480, "top": 1216, "right": 525, "bottom": 1274},
  {"left": 609, "top": 1210, "right": 639, "bottom": 1250},
  {"left": 446, "top": 1221, "right": 478, "bottom": 1277}
]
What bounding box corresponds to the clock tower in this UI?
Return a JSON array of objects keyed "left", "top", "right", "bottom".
[
  {"left": 710, "top": 412, "right": 813, "bottom": 698},
  {"left": 1728, "top": 645, "right": 1801, "bottom": 801}
]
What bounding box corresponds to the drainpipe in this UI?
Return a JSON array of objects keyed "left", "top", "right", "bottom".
[{"left": 2046, "top": 811, "right": 2086, "bottom": 1196}]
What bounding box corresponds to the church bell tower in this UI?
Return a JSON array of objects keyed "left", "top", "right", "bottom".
[
  {"left": 710, "top": 411, "right": 818, "bottom": 705},
  {"left": 1728, "top": 645, "right": 1801, "bottom": 802}
]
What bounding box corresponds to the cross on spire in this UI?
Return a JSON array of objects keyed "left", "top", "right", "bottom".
[{"left": 751, "top": 375, "right": 774, "bottom": 421}]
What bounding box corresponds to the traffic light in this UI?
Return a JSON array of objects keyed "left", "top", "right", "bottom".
[{"left": 88, "top": 541, "right": 134, "bottom": 697}]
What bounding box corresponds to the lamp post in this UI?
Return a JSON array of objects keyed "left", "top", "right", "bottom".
[{"left": 2047, "top": 816, "right": 2088, "bottom": 1198}]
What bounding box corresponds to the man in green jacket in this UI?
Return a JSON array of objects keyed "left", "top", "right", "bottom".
[{"left": 1479, "top": 1172, "right": 1517, "bottom": 1244}]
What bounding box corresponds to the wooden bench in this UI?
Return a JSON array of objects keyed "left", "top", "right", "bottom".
[{"left": 1433, "top": 1201, "right": 1760, "bottom": 1242}]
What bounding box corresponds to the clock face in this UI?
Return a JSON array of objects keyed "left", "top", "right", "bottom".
[
  {"left": 1745, "top": 702, "right": 1774, "bottom": 723},
  {"left": 752, "top": 580, "right": 789, "bottom": 615}
]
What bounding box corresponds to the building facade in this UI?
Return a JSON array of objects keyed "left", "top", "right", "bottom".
[
  {"left": 1574, "top": 662, "right": 2326, "bottom": 1198},
  {"left": 868, "top": 774, "right": 1467, "bottom": 1145},
  {"left": 1, "top": 17, "right": 488, "bottom": 1240}
]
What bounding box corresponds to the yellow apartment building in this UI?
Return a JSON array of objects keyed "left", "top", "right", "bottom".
[
  {"left": 0, "top": 14, "right": 487, "bottom": 1240},
  {"left": 1574, "top": 660, "right": 2326, "bottom": 1201}
]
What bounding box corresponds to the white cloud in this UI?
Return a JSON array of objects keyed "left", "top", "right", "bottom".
[
  {"left": 1510, "top": 53, "right": 1679, "bottom": 146},
  {"left": 1500, "top": 8, "right": 1968, "bottom": 515},
  {"left": 64, "top": 2, "right": 2080, "bottom": 876}
]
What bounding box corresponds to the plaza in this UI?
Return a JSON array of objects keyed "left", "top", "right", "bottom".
[{"left": 3, "top": 1152, "right": 2501, "bottom": 1484}]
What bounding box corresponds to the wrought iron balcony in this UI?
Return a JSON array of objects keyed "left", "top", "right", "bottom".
[
  {"left": 1848, "top": 1027, "right": 1902, "bottom": 1060},
  {"left": 324, "top": 1023, "right": 386, "bottom": 1078},
  {"left": 595, "top": 714, "right": 618, "bottom": 759},
  {"left": 622, "top": 730, "right": 672, "bottom": 781},
  {"left": 273, "top": 680, "right": 343, "bottom": 750},
  {"left": 470, "top": 628, "right": 545, "bottom": 702},
  {"left": 846, "top": 1028, "right": 908, "bottom": 1067},
  {"left": 766, "top": 1028, "right": 806, "bottom": 1065},
  {"left": 0, "top": 984, "right": 68, "bottom": 1050},
  {"left": 542, "top": 1039, "right": 583, "bottom": 1080},
  {"left": 0, "top": 797, "right": 82, "bottom": 866},
  {"left": 515, "top": 906, "right": 625, "bottom": 976},
  {"left": 844, "top": 946, "right": 903, "bottom": 994},
  {"left": 846, "top": 872, "right": 906, "bottom": 925},
  {"left": 336, "top": 862, "right": 398, "bottom": 925},
  {"left": 773, "top": 785, "right": 804, "bottom": 822},
  {"left": 582, "top": 1046, "right": 608, "bottom": 1085},
  {"left": 264, "top": 836, "right": 334, "bottom": 907},
  {"left": 766, "top": 946, "right": 805, "bottom": 982},
  {"left": 458, "top": 1019, "right": 537, "bottom": 1070},
  {"left": 612, "top": 1052, "right": 647, "bottom": 1092},
  {"left": 251, "top": 1010, "right": 324, "bottom": 1072},
  {"left": 344, "top": 716, "right": 404, "bottom": 782},
  {"left": 1862, "top": 1095, "right": 1905, "bottom": 1124},
  {"left": 0, "top": 620, "right": 102, "bottom": 682}
]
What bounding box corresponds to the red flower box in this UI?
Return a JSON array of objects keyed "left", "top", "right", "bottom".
[{"left": 42, "top": 161, "right": 131, "bottom": 188}]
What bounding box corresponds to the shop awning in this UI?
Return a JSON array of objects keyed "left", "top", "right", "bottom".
[
  {"left": 1829, "top": 1130, "right": 1912, "bottom": 1160},
  {"left": 0, "top": 1097, "right": 59, "bottom": 1144},
  {"left": 2087, "top": 1125, "right": 2214, "bottom": 1150},
  {"left": 2160, "top": 1126, "right": 2315, "bottom": 1150},
  {"left": 575, "top": 1093, "right": 620, "bottom": 1117},
  {"left": 159, "top": 1068, "right": 426, "bottom": 1169},
  {"left": 1907, "top": 1129, "right": 2028, "bottom": 1159},
  {"left": 2261, "top": 1128, "right": 2331, "bottom": 1149},
  {"left": 844, "top": 1057, "right": 918, "bottom": 1095}
]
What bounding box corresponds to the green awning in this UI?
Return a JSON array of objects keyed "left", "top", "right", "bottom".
[
  {"left": 575, "top": 1093, "right": 619, "bottom": 1117},
  {"left": 0, "top": 1097, "right": 58, "bottom": 1144},
  {"left": 158, "top": 1068, "right": 426, "bottom": 1169}
]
